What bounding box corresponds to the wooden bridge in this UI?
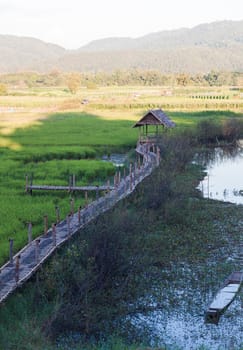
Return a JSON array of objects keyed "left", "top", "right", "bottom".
[
  {"left": 25, "top": 184, "right": 114, "bottom": 193},
  {"left": 0, "top": 143, "right": 160, "bottom": 304}
]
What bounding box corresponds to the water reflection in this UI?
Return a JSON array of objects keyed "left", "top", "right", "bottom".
[{"left": 198, "top": 146, "right": 243, "bottom": 205}]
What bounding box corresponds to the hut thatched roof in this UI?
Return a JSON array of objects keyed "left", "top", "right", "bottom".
[{"left": 133, "top": 109, "right": 175, "bottom": 128}]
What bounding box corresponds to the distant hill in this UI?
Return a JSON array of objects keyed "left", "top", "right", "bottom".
[
  {"left": 0, "top": 35, "right": 66, "bottom": 73},
  {"left": 80, "top": 20, "right": 243, "bottom": 51},
  {"left": 1, "top": 20, "right": 243, "bottom": 73}
]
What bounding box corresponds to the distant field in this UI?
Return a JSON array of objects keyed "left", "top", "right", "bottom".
[
  {"left": 0, "top": 85, "right": 243, "bottom": 265},
  {"left": 1, "top": 85, "right": 243, "bottom": 114}
]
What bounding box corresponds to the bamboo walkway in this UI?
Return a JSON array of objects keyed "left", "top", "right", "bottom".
[
  {"left": 0, "top": 143, "right": 159, "bottom": 304},
  {"left": 26, "top": 184, "right": 114, "bottom": 193}
]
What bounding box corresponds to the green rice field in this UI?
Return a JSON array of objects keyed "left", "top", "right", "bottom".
[{"left": 0, "top": 111, "right": 138, "bottom": 265}]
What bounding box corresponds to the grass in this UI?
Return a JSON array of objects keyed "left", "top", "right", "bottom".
[{"left": 0, "top": 111, "right": 138, "bottom": 265}]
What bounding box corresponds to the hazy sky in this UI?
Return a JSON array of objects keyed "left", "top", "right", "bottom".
[{"left": 0, "top": 0, "right": 242, "bottom": 49}]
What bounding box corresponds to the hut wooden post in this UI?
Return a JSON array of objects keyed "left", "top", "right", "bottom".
[
  {"left": 28, "top": 222, "right": 32, "bottom": 244},
  {"left": 52, "top": 223, "right": 56, "bottom": 246},
  {"left": 72, "top": 174, "right": 76, "bottom": 187},
  {"left": 35, "top": 239, "right": 40, "bottom": 264},
  {"left": 44, "top": 215, "right": 48, "bottom": 235},
  {"left": 9, "top": 238, "right": 14, "bottom": 265},
  {"left": 55, "top": 206, "right": 60, "bottom": 224}
]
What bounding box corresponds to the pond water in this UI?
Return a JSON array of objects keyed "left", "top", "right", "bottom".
[
  {"left": 128, "top": 145, "right": 243, "bottom": 350},
  {"left": 129, "top": 263, "right": 243, "bottom": 350},
  {"left": 102, "top": 153, "right": 127, "bottom": 167},
  {"left": 198, "top": 146, "right": 243, "bottom": 205}
]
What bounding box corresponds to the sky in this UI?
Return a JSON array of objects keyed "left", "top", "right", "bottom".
[{"left": 0, "top": 0, "right": 242, "bottom": 49}]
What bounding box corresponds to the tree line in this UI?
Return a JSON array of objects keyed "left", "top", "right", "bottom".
[{"left": 0, "top": 70, "right": 243, "bottom": 95}]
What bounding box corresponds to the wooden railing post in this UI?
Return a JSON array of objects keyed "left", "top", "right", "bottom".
[
  {"left": 25, "top": 175, "right": 29, "bottom": 193},
  {"left": 107, "top": 180, "right": 110, "bottom": 193},
  {"left": 85, "top": 191, "right": 88, "bottom": 208},
  {"left": 114, "top": 172, "right": 117, "bottom": 188},
  {"left": 44, "top": 215, "right": 48, "bottom": 235},
  {"left": 156, "top": 146, "right": 161, "bottom": 166},
  {"left": 52, "top": 223, "right": 56, "bottom": 246},
  {"left": 35, "top": 239, "right": 40, "bottom": 264},
  {"left": 67, "top": 214, "right": 71, "bottom": 238},
  {"left": 69, "top": 175, "right": 72, "bottom": 192},
  {"left": 28, "top": 222, "right": 32, "bottom": 244},
  {"left": 96, "top": 186, "right": 99, "bottom": 200},
  {"left": 9, "top": 238, "right": 14, "bottom": 265},
  {"left": 55, "top": 205, "right": 60, "bottom": 224},
  {"left": 78, "top": 206, "right": 81, "bottom": 224},
  {"left": 15, "top": 255, "right": 20, "bottom": 284},
  {"left": 30, "top": 174, "right": 33, "bottom": 195},
  {"left": 70, "top": 198, "right": 74, "bottom": 216},
  {"left": 129, "top": 163, "right": 133, "bottom": 191}
]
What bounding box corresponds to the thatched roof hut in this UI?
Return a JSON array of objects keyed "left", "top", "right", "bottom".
[{"left": 133, "top": 109, "right": 175, "bottom": 138}]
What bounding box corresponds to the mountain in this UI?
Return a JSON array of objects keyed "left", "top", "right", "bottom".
[
  {"left": 0, "top": 35, "right": 66, "bottom": 73},
  {"left": 1, "top": 20, "right": 243, "bottom": 74},
  {"left": 80, "top": 20, "right": 243, "bottom": 52}
]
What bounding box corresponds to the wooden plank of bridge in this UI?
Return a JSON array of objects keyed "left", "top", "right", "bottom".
[{"left": 0, "top": 143, "right": 160, "bottom": 304}]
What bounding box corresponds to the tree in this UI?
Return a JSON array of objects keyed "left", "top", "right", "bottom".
[
  {"left": 0, "top": 83, "right": 8, "bottom": 95},
  {"left": 66, "top": 72, "right": 81, "bottom": 94},
  {"left": 176, "top": 73, "right": 190, "bottom": 86}
]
